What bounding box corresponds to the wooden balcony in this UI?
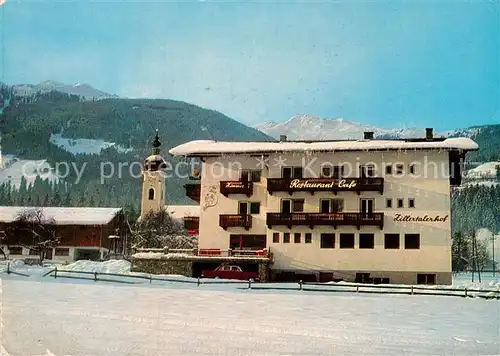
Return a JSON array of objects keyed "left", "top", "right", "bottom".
[
  {"left": 219, "top": 214, "right": 252, "bottom": 230},
  {"left": 266, "top": 212, "right": 384, "bottom": 229},
  {"left": 267, "top": 177, "right": 384, "bottom": 195},
  {"left": 184, "top": 183, "right": 201, "bottom": 204},
  {"left": 220, "top": 180, "right": 253, "bottom": 197},
  {"left": 183, "top": 216, "right": 199, "bottom": 230}
]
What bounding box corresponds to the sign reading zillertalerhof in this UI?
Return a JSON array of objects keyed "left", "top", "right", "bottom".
[
  {"left": 289, "top": 179, "right": 357, "bottom": 189},
  {"left": 394, "top": 214, "right": 448, "bottom": 222}
]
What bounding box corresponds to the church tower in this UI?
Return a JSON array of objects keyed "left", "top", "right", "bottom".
[{"left": 141, "top": 130, "right": 167, "bottom": 218}]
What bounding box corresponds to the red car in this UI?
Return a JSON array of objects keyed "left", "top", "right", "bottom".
[{"left": 201, "top": 264, "right": 259, "bottom": 281}]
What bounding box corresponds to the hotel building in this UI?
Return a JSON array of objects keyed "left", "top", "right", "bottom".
[{"left": 169, "top": 130, "right": 478, "bottom": 285}]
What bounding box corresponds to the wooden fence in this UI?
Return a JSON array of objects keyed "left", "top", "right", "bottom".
[{"left": 4, "top": 263, "right": 499, "bottom": 300}]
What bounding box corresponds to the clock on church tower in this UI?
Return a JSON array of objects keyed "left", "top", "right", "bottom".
[{"left": 140, "top": 130, "right": 167, "bottom": 217}]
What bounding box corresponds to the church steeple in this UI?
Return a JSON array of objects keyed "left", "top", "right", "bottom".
[
  {"left": 141, "top": 129, "right": 166, "bottom": 217},
  {"left": 152, "top": 129, "right": 161, "bottom": 155}
]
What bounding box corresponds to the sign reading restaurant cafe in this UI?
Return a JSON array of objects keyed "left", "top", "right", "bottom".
[{"left": 289, "top": 178, "right": 357, "bottom": 190}]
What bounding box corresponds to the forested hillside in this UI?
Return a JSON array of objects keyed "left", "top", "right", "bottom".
[{"left": 0, "top": 84, "right": 272, "bottom": 214}]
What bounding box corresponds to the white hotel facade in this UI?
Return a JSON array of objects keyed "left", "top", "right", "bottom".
[{"left": 170, "top": 130, "right": 478, "bottom": 285}]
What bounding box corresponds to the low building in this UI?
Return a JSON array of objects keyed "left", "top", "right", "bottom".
[
  {"left": 169, "top": 129, "right": 478, "bottom": 285},
  {"left": 0, "top": 206, "right": 125, "bottom": 262},
  {"left": 165, "top": 205, "right": 200, "bottom": 235}
]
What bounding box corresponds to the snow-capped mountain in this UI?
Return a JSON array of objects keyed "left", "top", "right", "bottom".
[
  {"left": 254, "top": 115, "right": 472, "bottom": 140},
  {"left": 8, "top": 80, "right": 119, "bottom": 100}
]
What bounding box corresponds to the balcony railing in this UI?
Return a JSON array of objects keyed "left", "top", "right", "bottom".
[
  {"left": 219, "top": 214, "right": 253, "bottom": 230},
  {"left": 183, "top": 216, "right": 200, "bottom": 230},
  {"left": 184, "top": 183, "right": 201, "bottom": 204},
  {"left": 266, "top": 212, "right": 384, "bottom": 229},
  {"left": 220, "top": 180, "right": 253, "bottom": 197},
  {"left": 266, "top": 177, "right": 384, "bottom": 195}
]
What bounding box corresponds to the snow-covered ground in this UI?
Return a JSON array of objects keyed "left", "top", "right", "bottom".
[
  {"left": 1, "top": 273, "right": 499, "bottom": 356},
  {"left": 49, "top": 133, "right": 133, "bottom": 155},
  {"left": 0, "top": 156, "right": 59, "bottom": 188}
]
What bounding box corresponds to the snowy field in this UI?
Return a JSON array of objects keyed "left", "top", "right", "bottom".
[{"left": 0, "top": 261, "right": 499, "bottom": 355}]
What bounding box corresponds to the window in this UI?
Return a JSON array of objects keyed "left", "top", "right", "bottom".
[
  {"left": 320, "top": 233, "right": 335, "bottom": 248},
  {"left": 281, "top": 199, "right": 291, "bottom": 213},
  {"left": 282, "top": 167, "right": 303, "bottom": 179},
  {"left": 250, "top": 202, "right": 260, "bottom": 214},
  {"left": 229, "top": 234, "right": 267, "bottom": 249},
  {"left": 386, "top": 199, "right": 392, "bottom": 208},
  {"left": 148, "top": 188, "right": 155, "bottom": 200},
  {"left": 333, "top": 165, "right": 345, "bottom": 179},
  {"left": 385, "top": 164, "right": 393, "bottom": 175},
  {"left": 29, "top": 249, "right": 38, "bottom": 255},
  {"left": 321, "top": 165, "right": 331, "bottom": 178},
  {"left": 292, "top": 199, "right": 304, "bottom": 212},
  {"left": 360, "top": 165, "right": 375, "bottom": 178},
  {"left": 339, "top": 233, "right": 355, "bottom": 249},
  {"left": 320, "top": 199, "right": 344, "bottom": 213},
  {"left": 408, "top": 199, "right": 415, "bottom": 208},
  {"left": 251, "top": 170, "right": 261, "bottom": 182},
  {"left": 8, "top": 246, "right": 22, "bottom": 255},
  {"left": 395, "top": 164, "right": 404, "bottom": 175},
  {"left": 405, "top": 234, "right": 420, "bottom": 249},
  {"left": 55, "top": 248, "right": 70, "bottom": 256},
  {"left": 240, "top": 170, "right": 261, "bottom": 182},
  {"left": 294, "top": 233, "right": 301, "bottom": 243},
  {"left": 397, "top": 199, "right": 404, "bottom": 208},
  {"left": 272, "top": 232, "right": 279, "bottom": 243},
  {"left": 409, "top": 164, "right": 416, "bottom": 175},
  {"left": 384, "top": 234, "right": 400, "bottom": 249},
  {"left": 293, "top": 167, "right": 303, "bottom": 179},
  {"left": 359, "top": 233, "right": 374, "bottom": 249},
  {"left": 282, "top": 167, "right": 292, "bottom": 179},
  {"left": 417, "top": 274, "right": 436, "bottom": 285},
  {"left": 331, "top": 199, "right": 344, "bottom": 213},
  {"left": 305, "top": 233, "right": 312, "bottom": 244},
  {"left": 283, "top": 233, "right": 290, "bottom": 243}
]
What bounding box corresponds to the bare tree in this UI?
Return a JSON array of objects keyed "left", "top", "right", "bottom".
[
  {"left": 131, "top": 209, "right": 197, "bottom": 249},
  {"left": 8, "top": 208, "right": 60, "bottom": 265}
]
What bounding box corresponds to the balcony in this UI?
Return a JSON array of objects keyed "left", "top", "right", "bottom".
[
  {"left": 184, "top": 183, "right": 201, "bottom": 204},
  {"left": 266, "top": 177, "right": 384, "bottom": 195},
  {"left": 220, "top": 180, "right": 253, "bottom": 197},
  {"left": 266, "top": 212, "right": 384, "bottom": 229},
  {"left": 219, "top": 214, "right": 253, "bottom": 230}
]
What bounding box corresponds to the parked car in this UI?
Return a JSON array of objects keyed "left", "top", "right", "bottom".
[{"left": 201, "top": 264, "right": 259, "bottom": 281}]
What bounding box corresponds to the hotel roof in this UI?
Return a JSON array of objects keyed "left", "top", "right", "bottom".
[
  {"left": 0, "top": 207, "right": 122, "bottom": 225},
  {"left": 169, "top": 137, "right": 478, "bottom": 157}
]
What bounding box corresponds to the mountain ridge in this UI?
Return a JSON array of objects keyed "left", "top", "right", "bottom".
[
  {"left": 254, "top": 114, "right": 473, "bottom": 140},
  {"left": 0, "top": 80, "right": 119, "bottom": 101}
]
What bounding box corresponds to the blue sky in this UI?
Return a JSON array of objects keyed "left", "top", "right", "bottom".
[{"left": 1, "top": 0, "right": 499, "bottom": 130}]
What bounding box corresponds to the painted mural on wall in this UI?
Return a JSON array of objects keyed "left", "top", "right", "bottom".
[{"left": 203, "top": 185, "right": 218, "bottom": 210}]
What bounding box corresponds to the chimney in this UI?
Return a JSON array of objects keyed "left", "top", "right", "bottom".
[
  {"left": 279, "top": 135, "right": 287, "bottom": 142},
  {"left": 425, "top": 128, "right": 433, "bottom": 140},
  {"left": 363, "top": 132, "right": 374, "bottom": 140}
]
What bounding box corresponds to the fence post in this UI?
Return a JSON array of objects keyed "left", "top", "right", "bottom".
[
  {"left": 356, "top": 285, "right": 359, "bottom": 293},
  {"left": 6, "top": 261, "right": 10, "bottom": 275},
  {"left": 411, "top": 286, "right": 414, "bottom": 295},
  {"left": 299, "top": 280, "right": 303, "bottom": 291},
  {"left": 94, "top": 271, "right": 98, "bottom": 282},
  {"left": 54, "top": 266, "right": 57, "bottom": 279},
  {"left": 248, "top": 279, "right": 252, "bottom": 289},
  {"left": 464, "top": 288, "right": 468, "bottom": 298},
  {"left": 197, "top": 277, "right": 200, "bottom": 287},
  {"left": 150, "top": 275, "right": 153, "bottom": 284}
]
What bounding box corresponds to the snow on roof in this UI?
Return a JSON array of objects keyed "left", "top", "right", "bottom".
[
  {"left": 0, "top": 206, "right": 122, "bottom": 225},
  {"left": 165, "top": 205, "right": 200, "bottom": 219},
  {"left": 169, "top": 138, "right": 478, "bottom": 157}
]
